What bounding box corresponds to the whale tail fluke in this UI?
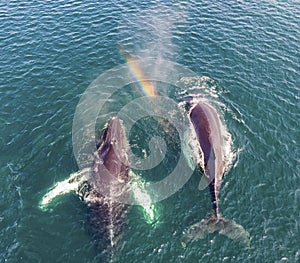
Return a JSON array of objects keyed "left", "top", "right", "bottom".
[{"left": 181, "top": 213, "right": 250, "bottom": 248}]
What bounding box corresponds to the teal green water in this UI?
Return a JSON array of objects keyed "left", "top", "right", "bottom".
[{"left": 0, "top": 1, "right": 299, "bottom": 262}]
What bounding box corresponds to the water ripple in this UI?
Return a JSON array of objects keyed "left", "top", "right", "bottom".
[{"left": 0, "top": 0, "right": 299, "bottom": 262}]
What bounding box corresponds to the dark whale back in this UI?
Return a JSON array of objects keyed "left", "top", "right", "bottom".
[
  {"left": 189, "top": 104, "right": 213, "bottom": 167},
  {"left": 189, "top": 102, "right": 223, "bottom": 214}
]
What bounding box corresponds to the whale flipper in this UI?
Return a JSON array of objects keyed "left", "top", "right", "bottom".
[{"left": 39, "top": 168, "right": 90, "bottom": 210}]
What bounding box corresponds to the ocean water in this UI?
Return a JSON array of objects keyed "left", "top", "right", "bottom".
[{"left": 0, "top": 0, "right": 299, "bottom": 262}]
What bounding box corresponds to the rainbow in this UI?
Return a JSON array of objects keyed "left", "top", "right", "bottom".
[{"left": 120, "top": 48, "right": 157, "bottom": 97}]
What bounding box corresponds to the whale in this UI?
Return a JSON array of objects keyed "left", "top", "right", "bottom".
[
  {"left": 81, "top": 116, "right": 130, "bottom": 257},
  {"left": 181, "top": 101, "right": 250, "bottom": 247},
  {"left": 40, "top": 117, "right": 157, "bottom": 259}
]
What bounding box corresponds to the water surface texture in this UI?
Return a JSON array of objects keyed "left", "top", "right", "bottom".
[{"left": 0, "top": 1, "right": 299, "bottom": 262}]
